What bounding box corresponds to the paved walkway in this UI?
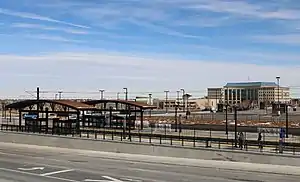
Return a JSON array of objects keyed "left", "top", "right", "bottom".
[{"left": 78, "top": 131, "right": 300, "bottom": 156}]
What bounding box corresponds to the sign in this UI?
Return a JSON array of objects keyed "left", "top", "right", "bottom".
[{"left": 280, "top": 128, "right": 286, "bottom": 139}]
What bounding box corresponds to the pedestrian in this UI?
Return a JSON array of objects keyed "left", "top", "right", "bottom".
[
  {"left": 258, "top": 132, "right": 263, "bottom": 150},
  {"left": 239, "top": 132, "right": 244, "bottom": 149}
]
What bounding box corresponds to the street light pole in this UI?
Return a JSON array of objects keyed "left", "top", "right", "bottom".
[
  {"left": 181, "top": 88, "right": 185, "bottom": 112},
  {"left": 164, "top": 90, "right": 169, "bottom": 113},
  {"left": 148, "top": 93, "right": 152, "bottom": 105},
  {"left": 276, "top": 76, "right": 280, "bottom": 105},
  {"left": 99, "top": 89, "right": 105, "bottom": 100},
  {"left": 123, "top": 88, "right": 128, "bottom": 139},
  {"left": 176, "top": 90, "right": 180, "bottom": 105},
  {"left": 225, "top": 87, "right": 228, "bottom": 136},
  {"left": 286, "top": 104, "right": 289, "bottom": 138},
  {"left": 149, "top": 93, "right": 152, "bottom": 117},
  {"left": 123, "top": 88, "right": 128, "bottom": 101},
  {"left": 234, "top": 105, "right": 238, "bottom": 148}
]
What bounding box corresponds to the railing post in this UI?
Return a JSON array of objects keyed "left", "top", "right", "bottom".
[
  {"left": 193, "top": 128, "right": 196, "bottom": 147},
  {"left": 149, "top": 127, "right": 152, "bottom": 143}
]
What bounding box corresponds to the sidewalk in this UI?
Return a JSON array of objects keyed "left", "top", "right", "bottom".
[{"left": 78, "top": 131, "right": 300, "bottom": 156}]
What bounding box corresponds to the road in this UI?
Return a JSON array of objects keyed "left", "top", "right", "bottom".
[{"left": 0, "top": 143, "right": 299, "bottom": 182}]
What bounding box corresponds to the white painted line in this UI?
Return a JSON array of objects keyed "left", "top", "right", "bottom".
[
  {"left": 0, "top": 167, "right": 80, "bottom": 182},
  {"left": 120, "top": 178, "right": 142, "bottom": 182},
  {"left": 102, "top": 176, "right": 123, "bottom": 182},
  {"left": 40, "top": 169, "right": 74, "bottom": 176},
  {"left": 18, "top": 167, "right": 45, "bottom": 171},
  {"left": 84, "top": 176, "right": 123, "bottom": 182}
]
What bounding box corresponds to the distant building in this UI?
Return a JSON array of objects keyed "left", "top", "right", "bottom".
[
  {"left": 207, "top": 88, "right": 223, "bottom": 108},
  {"left": 223, "top": 82, "right": 290, "bottom": 106}
]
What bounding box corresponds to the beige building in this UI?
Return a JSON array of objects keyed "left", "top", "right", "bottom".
[
  {"left": 207, "top": 88, "right": 223, "bottom": 108},
  {"left": 156, "top": 98, "right": 210, "bottom": 110},
  {"left": 223, "top": 82, "right": 290, "bottom": 105}
]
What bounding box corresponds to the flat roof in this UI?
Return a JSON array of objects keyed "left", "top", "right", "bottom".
[{"left": 225, "top": 82, "right": 278, "bottom": 88}]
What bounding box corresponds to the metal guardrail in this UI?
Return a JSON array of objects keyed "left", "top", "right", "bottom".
[{"left": 1, "top": 124, "right": 300, "bottom": 155}]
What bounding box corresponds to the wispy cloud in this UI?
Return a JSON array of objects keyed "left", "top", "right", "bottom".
[
  {"left": 11, "top": 23, "right": 89, "bottom": 34},
  {"left": 1, "top": 51, "right": 300, "bottom": 98},
  {"left": 252, "top": 34, "right": 300, "bottom": 45},
  {"left": 0, "top": 8, "right": 90, "bottom": 29},
  {"left": 0, "top": 33, "right": 83, "bottom": 43},
  {"left": 26, "top": 34, "right": 84, "bottom": 43},
  {"left": 185, "top": 0, "right": 300, "bottom": 20},
  {"left": 127, "top": 19, "right": 204, "bottom": 39}
]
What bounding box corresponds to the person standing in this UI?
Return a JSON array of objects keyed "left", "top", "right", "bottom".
[{"left": 258, "top": 132, "right": 263, "bottom": 150}]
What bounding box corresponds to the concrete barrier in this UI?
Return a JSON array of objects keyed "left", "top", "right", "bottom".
[{"left": 1, "top": 131, "right": 300, "bottom": 167}]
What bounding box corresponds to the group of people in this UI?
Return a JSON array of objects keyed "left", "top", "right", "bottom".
[{"left": 237, "top": 132, "right": 263, "bottom": 150}]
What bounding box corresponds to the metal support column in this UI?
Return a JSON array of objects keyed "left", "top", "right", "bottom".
[
  {"left": 109, "top": 107, "right": 112, "bottom": 128},
  {"left": 286, "top": 104, "right": 289, "bottom": 138},
  {"left": 37, "top": 87, "right": 40, "bottom": 119},
  {"left": 140, "top": 111, "right": 144, "bottom": 130},
  {"left": 76, "top": 111, "right": 80, "bottom": 134},
  {"left": 225, "top": 104, "right": 228, "bottom": 135},
  {"left": 175, "top": 105, "right": 178, "bottom": 132},
  {"left": 18, "top": 110, "right": 22, "bottom": 131},
  {"left": 45, "top": 108, "right": 49, "bottom": 133}
]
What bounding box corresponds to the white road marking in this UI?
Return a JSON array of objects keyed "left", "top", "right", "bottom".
[
  {"left": 0, "top": 167, "right": 80, "bottom": 182},
  {"left": 102, "top": 176, "right": 124, "bottom": 182},
  {"left": 40, "top": 169, "right": 74, "bottom": 176},
  {"left": 120, "top": 178, "right": 142, "bottom": 182},
  {"left": 84, "top": 176, "right": 123, "bottom": 182},
  {"left": 18, "top": 167, "right": 45, "bottom": 171}
]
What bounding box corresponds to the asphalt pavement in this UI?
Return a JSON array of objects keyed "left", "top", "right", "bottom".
[{"left": 0, "top": 142, "right": 299, "bottom": 182}]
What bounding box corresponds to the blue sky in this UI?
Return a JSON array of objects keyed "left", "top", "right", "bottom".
[{"left": 1, "top": 0, "right": 300, "bottom": 99}]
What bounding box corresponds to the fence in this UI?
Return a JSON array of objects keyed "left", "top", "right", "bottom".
[{"left": 1, "top": 119, "right": 300, "bottom": 156}]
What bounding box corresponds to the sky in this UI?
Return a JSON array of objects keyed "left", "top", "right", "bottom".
[{"left": 1, "top": 0, "right": 300, "bottom": 99}]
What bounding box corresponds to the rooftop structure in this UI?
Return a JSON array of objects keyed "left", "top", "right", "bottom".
[{"left": 225, "top": 82, "right": 278, "bottom": 88}]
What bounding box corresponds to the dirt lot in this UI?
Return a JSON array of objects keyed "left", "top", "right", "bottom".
[{"left": 145, "top": 116, "right": 300, "bottom": 128}]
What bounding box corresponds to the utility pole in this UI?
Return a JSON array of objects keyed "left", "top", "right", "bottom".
[
  {"left": 99, "top": 89, "right": 105, "bottom": 100},
  {"left": 164, "top": 90, "right": 169, "bottom": 113}
]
